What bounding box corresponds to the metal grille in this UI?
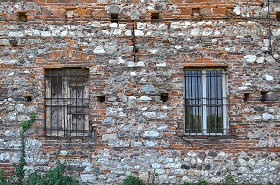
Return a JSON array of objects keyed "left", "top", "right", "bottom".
[
  {"left": 184, "top": 69, "right": 227, "bottom": 135},
  {"left": 45, "top": 68, "right": 91, "bottom": 138}
]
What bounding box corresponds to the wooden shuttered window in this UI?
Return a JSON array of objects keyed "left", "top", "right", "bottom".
[{"left": 45, "top": 68, "right": 91, "bottom": 138}]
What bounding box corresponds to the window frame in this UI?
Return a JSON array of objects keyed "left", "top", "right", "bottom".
[
  {"left": 184, "top": 68, "right": 228, "bottom": 136},
  {"left": 44, "top": 67, "right": 91, "bottom": 138}
]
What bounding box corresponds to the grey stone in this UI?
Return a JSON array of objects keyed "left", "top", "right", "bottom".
[
  {"left": 198, "top": 152, "right": 206, "bottom": 158},
  {"left": 208, "top": 151, "right": 217, "bottom": 157},
  {"left": 262, "top": 113, "right": 273, "bottom": 121},
  {"left": 143, "top": 131, "right": 160, "bottom": 138},
  {"left": 205, "top": 165, "right": 211, "bottom": 170},
  {"left": 141, "top": 85, "right": 155, "bottom": 93},
  {"left": 181, "top": 164, "right": 190, "bottom": 170},
  {"left": 93, "top": 167, "right": 100, "bottom": 173},
  {"left": 270, "top": 133, "right": 278, "bottom": 137},
  {"left": 263, "top": 92, "right": 279, "bottom": 101},
  {"left": 103, "top": 117, "right": 112, "bottom": 123},
  {"left": 254, "top": 106, "right": 265, "bottom": 111},
  {"left": 14, "top": 97, "right": 25, "bottom": 101},
  {"left": 244, "top": 55, "right": 257, "bottom": 63}
]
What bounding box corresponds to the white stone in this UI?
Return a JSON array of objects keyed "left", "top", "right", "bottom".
[
  {"left": 137, "top": 22, "right": 146, "bottom": 30},
  {"left": 80, "top": 174, "right": 96, "bottom": 183},
  {"left": 262, "top": 113, "right": 273, "bottom": 120},
  {"left": 190, "top": 28, "right": 200, "bottom": 36},
  {"left": 85, "top": 167, "right": 92, "bottom": 173},
  {"left": 112, "top": 29, "right": 122, "bottom": 35},
  {"left": 244, "top": 55, "right": 257, "bottom": 63},
  {"left": 136, "top": 61, "right": 145, "bottom": 67},
  {"left": 233, "top": 6, "right": 241, "bottom": 15},
  {"left": 152, "top": 163, "right": 161, "bottom": 169},
  {"left": 175, "top": 45, "right": 182, "bottom": 49},
  {"left": 138, "top": 96, "right": 152, "bottom": 101},
  {"left": 16, "top": 104, "right": 26, "bottom": 112},
  {"left": 93, "top": 46, "right": 105, "bottom": 54},
  {"left": 109, "top": 23, "right": 118, "bottom": 28},
  {"left": 170, "top": 22, "right": 181, "bottom": 29},
  {"left": 256, "top": 57, "right": 265, "bottom": 64},
  {"left": 127, "top": 62, "right": 135, "bottom": 67},
  {"left": 143, "top": 131, "right": 160, "bottom": 138},
  {"left": 264, "top": 74, "right": 274, "bottom": 81},
  {"left": 119, "top": 24, "right": 126, "bottom": 29},
  {"left": 117, "top": 57, "right": 125, "bottom": 64},
  {"left": 8, "top": 31, "right": 24, "bottom": 37},
  {"left": 102, "top": 30, "right": 110, "bottom": 35},
  {"left": 149, "top": 49, "right": 158, "bottom": 54},
  {"left": 61, "top": 30, "right": 68, "bottom": 37},
  {"left": 187, "top": 151, "right": 197, "bottom": 157},
  {"left": 124, "top": 30, "right": 132, "bottom": 36},
  {"left": 272, "top": 29, "right": 280, "bottom": 36},
  {"left": 8, "top": 72, "right": 14, "bottom": 76},
  {"left": 134, "top": 30, "right": 144, "bottom": 36},
  {"left": 130, "top": 72, "right": 137, "bottom": 76},
  {"left": 238, "top": 158, "right": 247, "bottom": 166},
  {"left": 102, "top": 134, "right": 118, "bottom": 140},
  {"left": 60, "top": 150, "right": 68, "bottom": 156},
  {"left": 144, "top": 141, "right": 157, "bottom": 147},
  {"left": 155, "top": 169, "right": 165, "bottom": 175},
  {"left": 156, "top": 62, "right": 166, "bottom": 67},
  {"left": 41, "top": 31, "right": 51, "bottom": 37},
  {"left": 143, "top": 112, "right": 156, "bottom": 118}
]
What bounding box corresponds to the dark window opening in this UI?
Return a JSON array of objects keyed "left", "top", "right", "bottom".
[
  {"left": 184, "top": 69, "right": 227, "bottom": 135},
  {"left": 97, "top": 96, "right": 106, "bottom": 103},
  {"left": 151, "top": 13, "right": 159, "bottom": 22},
  {"left": 18, "top": 12, "right": 27, "bottom": 22},
  {"left": 243, "top": 93, "right": 250, "bottom": 102},
  {"left": 45, "top": 68, "right": 91, "bottom": 138},
  {"left": 111, "top": 13, "right": 119, "bottom": 23},
  {"left": 161, "top": 93, "right": 169, "bottom": 102}
]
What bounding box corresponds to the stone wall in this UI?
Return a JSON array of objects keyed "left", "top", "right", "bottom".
[{"left": 0, "top": 0, "right": 279, "bottom": 184}]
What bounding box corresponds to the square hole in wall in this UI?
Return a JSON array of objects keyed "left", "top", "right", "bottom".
[
  {"left": 111, "top": 13, "right": 119, "bottom": 23},
  {"left": 25, "top": 96, "right": 32, "bottom": 102},
  {"left": 161, "top": 93, "right": 169, "bottom": 102},
  {"left": 261, "top": 91, "right": 268, "bottom": 102},
  {"left": 192, "top": 8, "right": 200, "bottom": 16},
  {"left": 276, "top": 11, "right": 280, "bottom": 21},
  {"left": 151, "top": 12, "right": 159, "bottom": 22},
  {"left": 97, "top": 96, "right": 106, "bottom": 103},
  {"left": 243, "top": 93, "right": 250, "bottom": 102},
  {"left": 18, "top": 12, "right": 27, "bottom": 22}
]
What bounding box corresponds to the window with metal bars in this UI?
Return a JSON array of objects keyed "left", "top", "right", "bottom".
[
  {"left": 184, "top": 69, "right": 228, "bottom": 135},
  {"left": 45, "top": 68, "right": 91, "bottom": 138}
]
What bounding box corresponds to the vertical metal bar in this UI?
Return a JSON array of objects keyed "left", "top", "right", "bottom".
[
  {"left": 56, "top": 69, "right": 59, "bottom": 137},
  {"left": 75, "top": 69, "right": 78, "bottom": 137},
  {"left": 222, "top": 70, "right": 227, "bottom": 135},
  {"left": 68, "top": 69, "right": 71, "bottom": 136},
  {"left": 63, "top": 69, "right": 66, "bottom": 137},
  {"left": 202, "top": 70, "right": 207, "bottom": 135},
  {"left": 82, "top": 70, "right": 85, "bottom": 137}
]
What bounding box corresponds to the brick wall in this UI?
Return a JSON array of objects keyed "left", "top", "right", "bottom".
[{"left": 0, "top": 0, "right": 279, "bottom": 184}]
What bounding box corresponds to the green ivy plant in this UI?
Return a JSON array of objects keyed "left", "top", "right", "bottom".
[
  {"left": 119, "top": 175, "right": 144, "bottom": 185},
  {"left": 14, "top": 112, "right": 36, "bottom": 185},
  {"left": 24, "top": 163, "right": 79, "bottom": 185}
]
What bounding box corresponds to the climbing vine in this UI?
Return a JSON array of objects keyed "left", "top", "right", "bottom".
[{"left": 14, "top": 112, "right": 36, "bottom": 185}]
